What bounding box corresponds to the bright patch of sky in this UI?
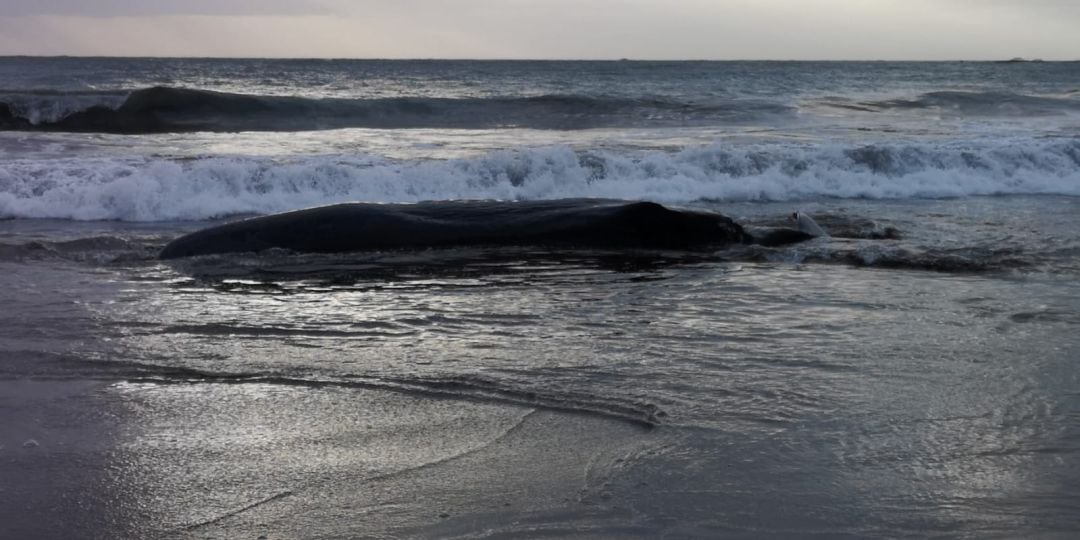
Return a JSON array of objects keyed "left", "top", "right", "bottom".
[{"left": 0, "top": 0, "right": 1076, "bottom": 59}]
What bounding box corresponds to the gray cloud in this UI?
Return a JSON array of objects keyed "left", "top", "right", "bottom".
[
  {"left": 0, "top": 0, "right": 331, "bottom": 17},
  {"left": 0, "top": 0, "right": 1076, "bottom": 59},
  {"left": 949, "top": 0, "right": 1080, "bottom": 12},
  {"left": 5, "top": 0, "right": 1080, "bottom": 19}
]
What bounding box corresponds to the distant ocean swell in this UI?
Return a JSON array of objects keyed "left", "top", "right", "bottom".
[
  {"left": 2, "top": 141, "right": 1078, "bottom": 221},
  {"left": 818, "top": 90, "right": 1080, "bottom": 116},
  {"left": 0, "top": 86, "right": 791, "bottom": 133}
]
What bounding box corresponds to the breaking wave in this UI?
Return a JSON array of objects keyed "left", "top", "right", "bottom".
[
  {"left": 1, "top": 139, "right": 1078, "bottom": 221},
  {"left": 0, "top": 86, "right": 791, "bottom": 133}
]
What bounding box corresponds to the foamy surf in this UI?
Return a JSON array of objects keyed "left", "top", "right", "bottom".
[{"left": 1, "top": 140, "right": 1078, "bottom": 221}]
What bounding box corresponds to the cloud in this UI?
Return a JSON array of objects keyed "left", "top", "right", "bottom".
[
  {"left": 947, "top": 0, "right": 1080, "bottom": 14},
  {"left": 0, "top": 0, "right": 1076, "bottom": 59},
  {"left": 0, "top": 0, "right": 330, "bottom": 17}
]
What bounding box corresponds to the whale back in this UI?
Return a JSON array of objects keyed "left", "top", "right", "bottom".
[{"left": 159, "top": 199, "right": 755, "bottom": 259}]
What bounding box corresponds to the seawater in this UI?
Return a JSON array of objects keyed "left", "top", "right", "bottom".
[{"left": 1, "top": 58, "right": 1079, "bottom": 537}]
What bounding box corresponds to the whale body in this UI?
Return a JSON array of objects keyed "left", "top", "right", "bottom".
[{"left": 159, "top": 199, "right": 814, "bottom": 259}]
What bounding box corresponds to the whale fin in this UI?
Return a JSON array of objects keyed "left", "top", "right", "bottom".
[{"left": 790, "top": 211, "right": 827, "bottom": 237}]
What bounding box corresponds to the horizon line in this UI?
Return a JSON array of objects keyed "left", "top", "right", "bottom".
[{"left": 1, "top": 54, "right": 1076, "bottom": 63}]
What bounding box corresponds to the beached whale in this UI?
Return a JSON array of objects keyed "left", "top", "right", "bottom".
[{"left": 159, "top": 199, "right": 816, "bottom": 259}]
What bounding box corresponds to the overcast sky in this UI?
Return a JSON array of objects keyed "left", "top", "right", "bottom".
[{"left": 0, "top": 0, "right": 1077, "bottom": 60}]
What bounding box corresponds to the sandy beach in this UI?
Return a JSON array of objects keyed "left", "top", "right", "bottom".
[
  {"left": 3, "top": 58, "right": 1080, "bottom": 538},
  {"left": 2, "top": 378, "right": 658, "bottom": 539}
]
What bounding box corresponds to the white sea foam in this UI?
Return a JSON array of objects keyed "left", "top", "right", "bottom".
[
  {"left": 2, "top": 93, "right": 127, "bottom": 125},
  {"left": 1, "top": 141, "right": 1078, "bottom": 221}
]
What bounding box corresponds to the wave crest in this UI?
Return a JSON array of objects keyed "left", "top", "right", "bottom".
[
  {"left": 0, "top": 86, "right": 790, "bottom": 133},
  {"left": 1, "top": 140, "right": 1078, "bottom": 221}
]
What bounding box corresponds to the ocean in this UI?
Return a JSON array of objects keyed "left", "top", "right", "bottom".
[{"left": 1, "top": 58, "right": 1079, "bottom": 538}]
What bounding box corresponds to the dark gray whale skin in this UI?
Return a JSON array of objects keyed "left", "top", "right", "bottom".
[{"left": 159, "top": 199, "right": 811, "bottom": 259}]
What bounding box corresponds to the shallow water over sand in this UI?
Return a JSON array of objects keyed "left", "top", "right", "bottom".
[
  {"left": 3, "top": 196, "right": 1079, "bottom": 538},
  {"left": 2, "top": 58, "right": 1080, "bottom": 537}
]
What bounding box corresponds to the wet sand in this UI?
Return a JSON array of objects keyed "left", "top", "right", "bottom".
[{"left": 0, "top": 379, "right": 655, "bottom": 539}]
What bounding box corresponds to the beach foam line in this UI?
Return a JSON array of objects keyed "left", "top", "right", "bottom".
[{"left": 83, "top": 362, "right": 666, "bottom": 427}]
